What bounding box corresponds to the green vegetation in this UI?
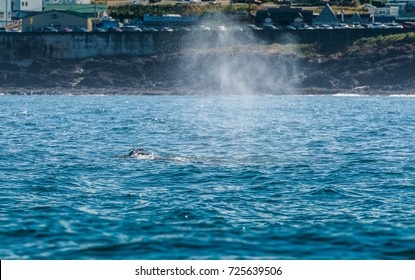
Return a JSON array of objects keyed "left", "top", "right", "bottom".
[
  {"left": 347, "top": 32, "right": 415, "bottom": 54},
  {"left": 107, "top": 2, "right": 371, "bottom": 21},
  {"left": 310, "top": 4, "right": 368, "bottom": 14},
  {"left": 108, "top": 4, "right": 257, "bottom": 20}
]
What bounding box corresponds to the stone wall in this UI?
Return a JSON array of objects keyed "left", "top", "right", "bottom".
[{"left": 0, "top": 29, "right": 412, "bottom": 63}]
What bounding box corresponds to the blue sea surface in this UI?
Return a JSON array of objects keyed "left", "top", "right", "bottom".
[{"left": 1, "top": 94, "right": 415, "bottom": 259}]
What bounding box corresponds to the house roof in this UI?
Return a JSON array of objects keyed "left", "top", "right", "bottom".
[
  {"left": 313, "top": 4, "right": 339, "bottom": 24},
  {"left": 346, "top": 13, "right": 364, "bottom": 24},
  {"left": 255, "top": 7, "right": 313, "bottom": 24},
  {"left": 22, "top": 10, "right": 90, "bottom": 19},
  {"left": 44, "top": 4, "right": 108, "bottom": 14}
]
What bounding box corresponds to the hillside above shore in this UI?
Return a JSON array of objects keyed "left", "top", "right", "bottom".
[{"left": 1, "top": 32, "right": 414, "bottom": 95}]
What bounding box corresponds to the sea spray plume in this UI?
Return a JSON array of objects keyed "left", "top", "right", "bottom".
[{"left": 177, "top": 15, "right": 302, "bottom": 95}]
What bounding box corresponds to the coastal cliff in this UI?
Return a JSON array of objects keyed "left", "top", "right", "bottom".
[{"left": 1, "top": 32, "right": 414, "bottom": 94}]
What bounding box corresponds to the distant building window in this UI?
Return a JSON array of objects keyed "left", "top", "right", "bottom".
[{"left": 0, "top": 11, "right": 4, "bottom": 19}]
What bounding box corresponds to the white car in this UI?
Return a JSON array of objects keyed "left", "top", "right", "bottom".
[
  {"left": 318, "top": 24, "right": 333, "bottom": 30},
  {"left": 122, "top": 25, "right": 142, "bottom": 32},
  {"left": 334, "top": 23, "right": 351, "bottom": 29},
  {"left": 369, "top": 22, "right": 387, "bottom": 29},
  {"left": 215, "top": 25, "right": 227, "bottom": 31},
  {"left": 386, "top": 22, "right": 403, "bottom": 29},
  {"left": 160, "top": 27, "right": 173, "bottom": 32},
  {"left": 351, "top": 24, "right": 365, "bottom": 29}
]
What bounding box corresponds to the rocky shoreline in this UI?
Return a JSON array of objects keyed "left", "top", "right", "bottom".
[{"left": 1, "top": 33, "right": 414, "bottom": 95}]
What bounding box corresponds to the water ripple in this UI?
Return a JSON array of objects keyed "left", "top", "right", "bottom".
[{"left": 1, "top": 95, "right": 415, "bottom": 259}]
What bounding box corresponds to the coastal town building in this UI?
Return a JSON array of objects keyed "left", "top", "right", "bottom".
[
  {"left": 255, "top": 5, "right": 313, "bottom": 27},
  {"left": 3, "top": 0, "right": 94, "bottom": 24},
  {"left": 20, "top": 0, "right": 43, "bottom": 12},
  {"left": 310, "top": 4, "right": 373, "bottom": 26},
  {"left": 44, "top": 3, "right": 107, "bottom": 18},
  {"left": 312, "top": 3, "right": 339, "bottom": 26},
  {"left": 17, "top": 3, "right": 108, "bottom": 31},
  {"left": 365, "top": 4, "right": 399, "bottom": 22},
  {"left": 12, "top": 0, "right": 53, "bottom": 18},
  {"left": 386, "top": 0, "right": 415, "bottom": 19},
  {"left": 21, "top": 9, "right": 93, "bottom": 31},
  {"left": 346, "top": 13, "right": 365, "bottom": 26},
  {"left": 0, "top": 0, "right": 12, "bottom": 27}
]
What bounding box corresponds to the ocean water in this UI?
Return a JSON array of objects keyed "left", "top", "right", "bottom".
[{"left": 1, "top": 94, "right": 415, "bottom": 260}]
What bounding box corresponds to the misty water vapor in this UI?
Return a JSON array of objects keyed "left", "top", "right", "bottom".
[{"left": 178, "top": 19, "right": 301, "bottom": 95}]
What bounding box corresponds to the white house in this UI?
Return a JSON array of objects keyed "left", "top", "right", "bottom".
[
  {"left": 19, "top": 0, "right": 43, "bottom": 12},
  {"left": 1, "top": 0, "right": 92, "bottom": 26},
  {"left": 386, "top": 0, "right": 415, "bottom": 17},
  {"left": 19, "top": 0, "right": 92, "bottom": 11},
  {"left": 365, "top": 4, "right": 400, "bottom": 17},
  {"left": 0, "top": 0, "right": 12, "bottom": 27}
]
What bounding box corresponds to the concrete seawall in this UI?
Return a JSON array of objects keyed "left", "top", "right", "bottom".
[{"left": 0, "top": 29, "right": 412, "bottom": 62}]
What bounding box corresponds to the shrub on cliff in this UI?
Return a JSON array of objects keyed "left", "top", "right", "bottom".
[
  {"left": 108, "top": 4, "right": 256, "bottom": 20},
  {"left": 346, "top": 32, "right": 415, "bottom": 55},
  {"left": 109, "top": 4, "right": 219, "bottom": 20}
]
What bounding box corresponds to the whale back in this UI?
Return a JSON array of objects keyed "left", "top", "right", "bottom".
[
  {"left": 118, "top": 148, "right": 188, "bottom": 162},
  {"left": 118, "top": 148, "right": 155, "bottom": 159}
]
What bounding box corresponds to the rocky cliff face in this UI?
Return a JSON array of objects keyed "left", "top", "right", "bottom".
[
  {"left": 301, "top": 33, "right": 415, "bottom": 93},
  {"left": 1, "top": 33, "right": 414, "bottom": 95}
]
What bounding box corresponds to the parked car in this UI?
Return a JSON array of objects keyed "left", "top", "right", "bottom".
[
  {"left": 248, "top": 24, "right": 262, "bottom": 31},
  {"left": 228, "top": 25, "right": 245, "bottom": 31},
  {"left": 235, "top": 11, "right": 248, "bottom": 17},
  {"left": 73, "top": 27, "right": 89, "bottom": 32},
  {"left": 107, "top": 27, "right": 123, "bottom": 32},
  {"left": 160, "top": 27, "right": 173, "bottom": 32},
  {"left": 43, "top": 26, "right": 58, "bottom": 32},
  {"left": 316, "top": 24, "right": 333, "bottom": 30},
  {"left": 263, "top": 24, "right": 279, "bottom": 30},
  {"left": 214, "top": 25, "right": 227, "bottom": 31},
  {"left": 334, "top": 23, "right": 351, "bottom": 29},
  {"left": 284, "top": 25, "right": 297, "bottom": 30},
  {"left": 142, "top": 27, "right": 158, "bottom": 32},
  {"left": 296, "top": 24, "right": 314, "bottom": 30},
  {"left": 351, "top": 24, "right": 365, "bottom": 29},
  {"left": 194, "top": 25, "right": 211, "bottom": 31},
  {"left": 92, "top": 27, "right": 106, "bottom": 32},
  {"left": 386, "top": 22, "right": 403, "bottom": 29},
  {"left": 176, "top": 26, "right": 192, "bottom": 31},
  {"left": 402, "top": 22, "right": 415, "bottom": 28},
  {"left": 121, "top": 25, "right": 142, "bottom": 32},
  {"left": 62, "top": 27, "right": 73, "bottom": 32},
  {"left": 369, "top": 22, "right": 387, "bottom": 29}
]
